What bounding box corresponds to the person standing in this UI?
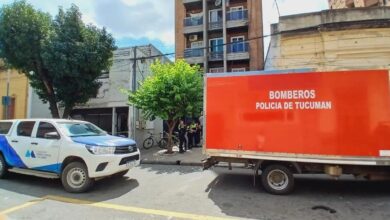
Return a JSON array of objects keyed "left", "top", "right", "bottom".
[
  {"left": 178, "top": 120, "right": 187, "bottom": 153},
  {"left": 194, "top": 121, "right": 201, "bottom": 147},
  {"left": 199, "top": 112, "right": 204, "bottom": 140},
  {"left": 187, "top": 121, "right": 196, "bottom": 149}
]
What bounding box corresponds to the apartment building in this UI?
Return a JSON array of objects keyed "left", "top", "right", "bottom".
[
  {"left": 329, "top": 0, "right": 389, "bottom": 9},
  {"left": 175, "top": 0, "right": 264, "bottom": 73}
]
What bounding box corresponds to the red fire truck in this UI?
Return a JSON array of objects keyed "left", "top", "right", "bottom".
[{"left": 203, "top": 69, "right": 390, "bottom": 195}]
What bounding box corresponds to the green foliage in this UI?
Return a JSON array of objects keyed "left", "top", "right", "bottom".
[
  {"left": 43, "top": 5, "right": 116, "bottom": 113},
  {"left": 0, "top": 1, "right": 116, "bottom": 118},
  {"left": 0, "top": 0, "right": 53, "bottom": 103},
  {"left": 128, "top": 60, "right": 203, "bottom": 121}
]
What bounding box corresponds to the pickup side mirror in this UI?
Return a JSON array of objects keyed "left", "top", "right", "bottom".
[{"left": 44, "top": 131, "right": 60, "bottom": 140}]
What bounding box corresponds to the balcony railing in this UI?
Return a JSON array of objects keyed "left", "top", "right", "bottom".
[
  {"left": 227, "top": 9, "right": 248, "bottom": 21},
  {"left": 209, "top": 51, "right": 224, "bottom": 61},
  {"left": 184, "top": 48, "right": 204, "bottom": 58},
  {"left": 184, "top": 16, "right": 203, "bottom": 27},
  {"left": 227, "top": 42, "right": 249, "bottom": 53},
  {"left": 209, "top": 21, "right": 223, "bottom": 30}
]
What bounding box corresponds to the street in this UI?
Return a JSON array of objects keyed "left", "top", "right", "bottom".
[{"left": 1, "top": 165, "right": 390, "bottom": 220}]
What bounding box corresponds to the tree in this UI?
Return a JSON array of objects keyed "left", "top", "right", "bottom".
[
  {"left": 0, "top": 1, "right": 115, "bottom": 118},
  {"left": 128, "top": 60, "right": 203, "bottom": 153}
]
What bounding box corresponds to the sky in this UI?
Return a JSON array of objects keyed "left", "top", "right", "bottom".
[{"left": 0, "top": 0, "right": 329, "bottom": 57}]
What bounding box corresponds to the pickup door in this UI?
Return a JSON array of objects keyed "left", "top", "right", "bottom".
[{"left": 11, "top": 121, "right": 62, "bottom": 173}]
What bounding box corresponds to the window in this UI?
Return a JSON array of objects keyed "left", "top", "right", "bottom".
[
  {"left": 231, "top": 36, "right": 245, "bottom": 52},
  {"left": 0, "top": 122, "right": 13, "bottom": 134},
  {"left": 232, "top": 68, "right": 246, "bottom": 72},
  {"left": 228, "top": 6, "right": 245, "bottom": 20},
  {"left": 209, "top": 67, "right": 224, "bottom": 73},
  {"left": 36, "top": 122, "right": 58, "bottom": 139},
  {"left": 209, "top": 38, "right": 224, "bottom": 52},
  {"left": 209, "top": 9, "right": 222, "bottom": 23},
  {"left": 191, "top": 41, "right": 203, "bottom": 48},
  {"left": 230, "top": 6, "right": 244, "bottom": 11},
  {"left": 57, "top": 122, "right": 106, "bottom": 137},
  {"left": 17, "top": 121, "right": 35, "bottom": 137}
]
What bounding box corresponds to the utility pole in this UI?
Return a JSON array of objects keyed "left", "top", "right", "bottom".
[
  {"left": 5, "top": 69, "right": 10, "bottom": 119},
  {"left": 129, "top": 46, "right": 137, "bottom": 139}
]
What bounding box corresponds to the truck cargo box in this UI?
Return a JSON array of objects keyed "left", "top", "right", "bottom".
[{"left": 204, "top": 69, "right": 390, "bottom": 166}]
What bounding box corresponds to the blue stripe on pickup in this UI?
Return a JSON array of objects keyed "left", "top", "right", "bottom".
[
  {"left": 32, "top": 163, "right": 62, "bottom": 174},
  {"left": 0, "top": 135, "right": 27, "bottom": 168}
]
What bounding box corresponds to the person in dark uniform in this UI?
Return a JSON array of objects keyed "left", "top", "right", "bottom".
[
  {"left": 194, "top": 121, "right": 201, "bottom": 147},
  {"left": 178, "top": 120, "right": 187, "bottom": 153}
]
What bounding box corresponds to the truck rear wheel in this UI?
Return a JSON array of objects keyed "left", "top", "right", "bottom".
[
  {"left": 261, "top": 164, "right": 294, "bottom": 195},
  {"left": 61, "top": 162, "right": 94, "bottom": 193},
  {"left": 0, "top": 154, "right": 7, "bottom": 178}
]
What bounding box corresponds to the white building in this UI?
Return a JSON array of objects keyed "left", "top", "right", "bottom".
[{"left": 28, "top": 45, "right": 171, "bottom": 144}]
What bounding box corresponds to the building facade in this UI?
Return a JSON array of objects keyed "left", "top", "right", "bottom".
[
  {"left": 265, "top": 7, "right": 390, "bottom": 71},
  {"left": 0, "top": 67, "right": 29, "bottom": 120},
  {"left": 175, "top": 0, "right": 264, "bottom": 73},
  {"left": 71, "top": 45, "right": 170, "bottom": 144},
  {"left": 328, "top": 0, "right": 389, "bottom": 9}
]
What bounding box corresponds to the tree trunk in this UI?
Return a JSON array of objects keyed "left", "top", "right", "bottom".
[
  {"left": 166, "top": 119, "right": 178, "bottom": 154},
  {"left": 48, "top": 95, "right": 60, "bottom": 118},
  {"left": 34, "top": 60, "right": 60, "bottom": 118},
  {"left": 62, "top": 105, "right": 73, "bottom": 119}
]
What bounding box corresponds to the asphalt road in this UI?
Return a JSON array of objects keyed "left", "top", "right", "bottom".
[{"left": 1, "top": 165, "right": 390, "bottom": 220}]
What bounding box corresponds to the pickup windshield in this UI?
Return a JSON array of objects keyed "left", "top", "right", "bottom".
[{"left": 58, "top": 122, "right": 107, "bottom": 137}]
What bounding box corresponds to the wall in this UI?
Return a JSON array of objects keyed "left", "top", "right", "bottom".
[
  {"left": 265, "top": 7, "right": 390, "bottom": 71},
  {"left": 27, "top": 86, "right": 52, "bottom": 119},
  {"left": 0, "top": 70, "right": 29, "bottom": 119},
  {"left": 175, "top": 0, "right": 186, "bottom": 59},
  {"left": 329, "top": 0, "right": 390, "bottom": 8},
  {"left": 73, "top": 45, "right": 169, "bottom": 144}
]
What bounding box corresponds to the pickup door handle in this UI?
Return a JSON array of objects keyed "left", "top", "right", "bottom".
[
  {"left": 31, "top": 142, "right": 38, "bottom": 145},
  {"left": 11, "top": 140, "right": 18, "bottom": 143}
]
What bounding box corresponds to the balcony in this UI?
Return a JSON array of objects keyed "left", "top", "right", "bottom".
[
  {"left": 209, "top": 21, "right": 223, "bottom": 30},
  {"left": 184, "top": 16, "right": 203, "bottom": 34},
  {"left": 209, "top": 51, "right": 224, "bottom": 61},
  {"left": 227, "top": 9, "right": 248, "bottom": 28},
  {"left": 183, "top": 0, "right": 202, "bottom": 5},
  {"left": 227, "top": 42, "right": 249, "bottom": 61},
  {"left": 184, "top": 48, "right": 204, "bottom": 64}
]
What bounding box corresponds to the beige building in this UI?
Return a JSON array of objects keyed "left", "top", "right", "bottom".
[
  {"left": 175, "top": 0, "right": 264, "bottom": 73},
  {"left": 329, "top": 0, "right": 389, "bottom": 9},
  {"left": 265, "top": 7, "right": 390, "bottom": 71},
  {"left": 0, "top": 68, "right": 29, "bottom": 119}
]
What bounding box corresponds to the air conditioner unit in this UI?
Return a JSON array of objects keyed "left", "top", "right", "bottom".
[{"left": 189, "top": 35, "right": 198, "bottom": 42}]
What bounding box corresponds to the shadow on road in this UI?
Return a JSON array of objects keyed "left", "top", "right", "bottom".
[
  {"left": 138, "top": 164, "right": 202, "bottom": 175},
  {"left": 0, "top": 172, "right": 139, "bottom": 202},
  {"left": 206, "top": 171, "right": 390, "bottom": 220}
]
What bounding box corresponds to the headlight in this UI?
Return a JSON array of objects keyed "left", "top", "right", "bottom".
[{"left": 86, "top": 145, "right": 115, "bottom": 155}]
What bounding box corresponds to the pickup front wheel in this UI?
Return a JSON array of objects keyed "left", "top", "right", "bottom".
[
  {"left": 61, "top": 162, "right": 94, "bottom": 193},
  {"left": 0, "top": 154, "right": 7, "bottom": 178}
]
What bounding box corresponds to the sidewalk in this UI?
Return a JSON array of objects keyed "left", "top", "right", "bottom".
[{"left": 139, "top": 145, "right": 207, "bottom": 166}]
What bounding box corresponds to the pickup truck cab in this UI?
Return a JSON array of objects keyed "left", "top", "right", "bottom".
[{"left": 0, "top": 119, "right": 140, "bottom": 193}]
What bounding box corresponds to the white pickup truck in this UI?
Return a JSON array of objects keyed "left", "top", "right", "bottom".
[{"left": 0, "top": 119, "right": 140, "bottom": 193}]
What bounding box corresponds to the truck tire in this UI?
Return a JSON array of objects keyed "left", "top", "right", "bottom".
[
  {"left": 261, "top": 164, "right": 294, "bottom": 195},
  {"left": 0, "top": 154, "right": 7, "bottom": 178},
  {"left": 61, "top": 162, "right": 94, "bottom": 193}
]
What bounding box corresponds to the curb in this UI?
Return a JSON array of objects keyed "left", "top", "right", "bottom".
[
  {"left": 140, "top": 159, "right": 203, "bottom": 166},
  {"left": 140, "top": 160, "right": 248, "bottom": 169}
]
